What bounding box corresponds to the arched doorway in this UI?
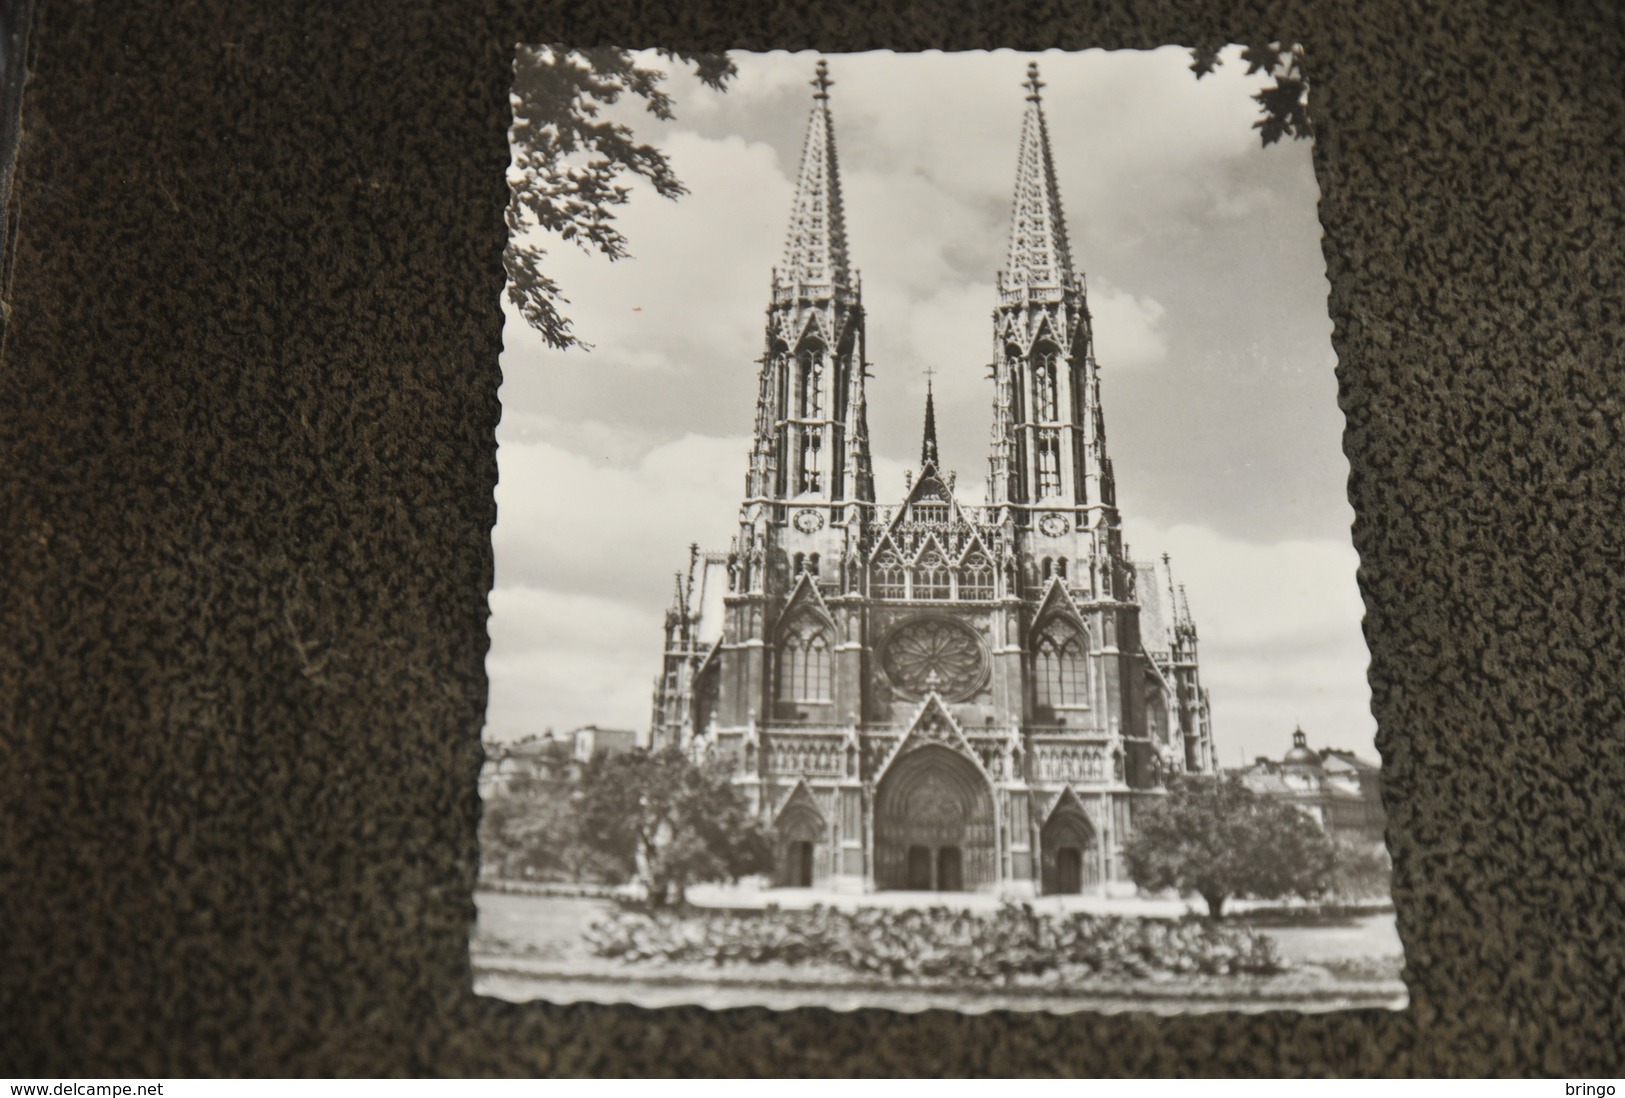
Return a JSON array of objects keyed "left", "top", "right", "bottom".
[
  {"left": 1040, "top": 800, "right": 1100, "bottom": 895},
  {"left": 874, "top": 745, "right": 997, "bottom": 891},
  {"left": 774, "top": 799, "right": 825, "bottom": 889}
]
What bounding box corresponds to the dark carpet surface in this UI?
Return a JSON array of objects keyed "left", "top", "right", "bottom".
[{"left": 2, "top": 0, "right": 1623, "bottom": 1078}]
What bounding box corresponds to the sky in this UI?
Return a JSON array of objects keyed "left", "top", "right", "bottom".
[{"left": 486, "top": 47, "right": 1376, "bottom": 768}]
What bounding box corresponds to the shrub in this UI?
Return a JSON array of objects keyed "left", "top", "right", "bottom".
[{"left": 583, "top": 902, "right": 1286, "bottom": 982}]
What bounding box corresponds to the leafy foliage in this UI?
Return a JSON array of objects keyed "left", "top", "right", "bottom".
[
  {"left": 1189, "top": 41, "right": 1313, "bottom": 146},
  {"left": 1123, "top": 774, "right": 1337, "bottom": 917},
  {"left": 1328, "top": 837, "right": 1394, "bottom": 901},
  {"left": 478, "top": 783, "right": 626, "bottom": 884},
  {"left": 505, "top": 47, "right": 736, "bottom": 350},
  {"left": 575, "top": 748, "right": 774, "bottom": 905},
  {"left": 1188, "top": 44, "right": 1226, "bottom": 79},
  {"left": 585, "top": 902, "right": 1286, "bottom": 981}
]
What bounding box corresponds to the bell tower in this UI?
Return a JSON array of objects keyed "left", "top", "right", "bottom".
[
  {"left": 720, "top": 59, "right": 872, "bottom": 742},
  {"left": 987, "top": 64, "right": 1118, "bottom": 543},
  {"left": 744, "top": 59, "right": 873, "bottom": 515}
]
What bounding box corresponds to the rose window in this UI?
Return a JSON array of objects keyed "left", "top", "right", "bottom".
[{"left": 881, "top": 618, "right": 988, "bottom": 702}]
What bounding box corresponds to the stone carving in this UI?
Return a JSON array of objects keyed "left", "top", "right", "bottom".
[
  {"left": 1032, "top": 743, "right": 1107, "bottom": 782},
  {"left": 763, "top": 734, "right": 844, "bottom": 778}
]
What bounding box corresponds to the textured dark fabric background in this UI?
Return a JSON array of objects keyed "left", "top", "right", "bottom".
[{"left": 2, "top": 0, "right": 1623, "bottom": 1078}]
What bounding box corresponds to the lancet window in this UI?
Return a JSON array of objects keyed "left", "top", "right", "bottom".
[
  {"left": 874, "top": 552, "right": 907, "bottom": 599},
  {"left": 1008, "top": 353, "right": 1026, "bottom": 425},
  {"left": 914, "top": 551, "right": 951, "bottom": 600},
  {"left": 960, "top": 554, "right": 995, "bottom": 600},
  {"left": 1033, "top": 622, "right": 1088, "bottom": 709},
  {"left": 1034, "top": 349, "right": 1059, "bottom": 421},
  {"left": 1037, "top": 429, "right": 1062, "bottom": 498},
  {"left": 798, "top": 348, "right": 825, "bottom": 418},
  {"left": 779, "top": 615, "right": 833, "bottom": 703},
  {"left": 800, "top": 432, "right": 824, "bottom": 493}
]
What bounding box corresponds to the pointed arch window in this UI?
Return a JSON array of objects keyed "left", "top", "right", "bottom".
[
  {"left": 1007, "top": 352, "right": 1026, "bottom": 425},
  {"left": 875, "top": 552, "right": 907, "bottom": 599},
  {"left": 1034, "top": 622, "right": 1089, "bottom": 709},
  {"left": 800, "top": 431, "right": 824, "bottom": 493},
  {"left": 960, "top": 553, "right": 994, "bottom": 601},
  {"left": 1037, "top": 429, "right": 1062, "bottom": 498},
  {"left": 914, "top": 551, "right": 951, "bottom": 600},
  {"left": 798, "top": 348, "right": 825, "bottom": 418},
  {"left": 779, "top": 615, "right": 833, "bottom": 703},
  {"left": 1034, "top": 349, "right": 1060, "bottom": 422}
]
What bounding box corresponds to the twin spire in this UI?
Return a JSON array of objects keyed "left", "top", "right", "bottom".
[
  {"left": 772, "top": 58, "right": 1081, "bottom": 484},
  {"left": 778, "top": 59, "right": 851, "bottom": 293},
  {"left": 1002, "top": 61, "right": 1076, "bottom": 293},
  {"left": 783, "top": 58, "right": 1072, "bottom": 298}
]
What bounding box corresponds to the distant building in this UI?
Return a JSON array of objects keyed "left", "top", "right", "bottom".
[
  {"left": 480, "top": 725, "right": 640, "bottom": 797},
  {"left": 1237, "top": 727, "right": 1386, "bottom": 843}
]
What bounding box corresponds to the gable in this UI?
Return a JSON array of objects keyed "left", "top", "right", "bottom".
[
  {"left": 777, "top": 572, "right": 835, "bottom": 632},
  {"left": 1031, "top": 576, "right": 1087, "bottom": 631},
  {"left": 871, "top": 693, "right": 991, "bottom": 785},
  {"left": 773, "top": 778, "right": 826, "bottom": 825}
]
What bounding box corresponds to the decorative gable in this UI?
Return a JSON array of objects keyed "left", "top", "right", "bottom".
[
  {"left": 773, "top": 777, "right": 826, "bottom": 825},
  {"left": 872, "top": 693, "right": 991, "bottom": 784},
  {"left": 1041, "top": 783, "right": 1092, "bottom": 826},
  {"left": 777, "top": 572, "right": 835, "bottom": 631},
  {"left": 1031, "top": 575, "right": 1087, "bottom": 630}
]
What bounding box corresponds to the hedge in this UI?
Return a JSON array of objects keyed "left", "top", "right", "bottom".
[{"left": 584, "top": 902, "right": 1285, "bottom": 981}]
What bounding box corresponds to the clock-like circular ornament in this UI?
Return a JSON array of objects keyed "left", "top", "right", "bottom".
[
  {"left": 880, "top": 617, "right": 990, "bottom": 703},
  {"left": 1038, "top": 513, "right": 1069, "bottom": 537},
  {"left": 792, "top": 509, "right": 825, "bottom": 533}
]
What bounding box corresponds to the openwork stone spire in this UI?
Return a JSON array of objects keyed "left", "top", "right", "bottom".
[
  {"left": 777, "top": 59, "right": 851, "bottom": 292},
  {"left": 1001, "top": 62, "right": 1075, "bottom": 293}
]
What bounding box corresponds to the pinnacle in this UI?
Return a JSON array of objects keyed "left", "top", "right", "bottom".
[
  {"left": 1001, "top": 62, "right": 1075, "bottom": 292},
  {"left": 921, "top": 378, "right": 940, "bottom": 467},
  {"left": 778, "top": 58, "right": 850, "bottom": 291}
]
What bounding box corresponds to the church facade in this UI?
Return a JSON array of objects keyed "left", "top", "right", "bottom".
[{"left": 651, "top": 61, "right": 1216, "bottom": 895}]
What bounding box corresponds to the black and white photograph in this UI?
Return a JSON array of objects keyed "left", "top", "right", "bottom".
[{"left": 472, "top": 46, "right": 1405, "bottom": 1014}]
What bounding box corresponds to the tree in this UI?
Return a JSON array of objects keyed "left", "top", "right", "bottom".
[
  {"left": 1123, "top": 773, "right": 1336, "bottom": 917},
  {"left": 1328, "top": 836, "right": 1393, "bottom": 901},
  {"left": 480, "top": 784, "right": 572, "bottom": 880},
  {"left": 505, "top": 46, "right": 736, "bottom": 350},
  {"left": 1189, "top": 41, "right": 1312, "bottom": 146},
  {"left": 575, "top": 748, "right": 774, "bottom": 905}
]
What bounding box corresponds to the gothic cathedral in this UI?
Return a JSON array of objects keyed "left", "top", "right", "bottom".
[{"left": 651, "top": 61, "right": 1216, "bottom": 895}]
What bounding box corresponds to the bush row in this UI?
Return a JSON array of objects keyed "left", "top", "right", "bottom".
[{"left": 584, "top": 902, "right": 1285, "bottom": 981}]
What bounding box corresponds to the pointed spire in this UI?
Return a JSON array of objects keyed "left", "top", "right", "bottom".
[
  {"left": 1002, "top": 61, "right": 1075, "bottom": 291},
  {"left": 778, "top": 59, "right": 850, "bottom": 291},
  {"left": 921, "top": 376, "right": 940, "bottom": 467}
]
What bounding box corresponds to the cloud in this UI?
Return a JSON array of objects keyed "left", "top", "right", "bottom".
[
  {"left": 485, "top": 586, "right": 661, "bottom": 740},
  {"left": 503, "top": 130, "right": 792, "bottom": 379},
  {"left": 1089, "top": 279, "right": 1168, "bottom": 370},
  {"left": 492, "top": 432, "right": 749, "bottom": 603}
]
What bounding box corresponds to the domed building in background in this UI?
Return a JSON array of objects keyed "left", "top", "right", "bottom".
[
  {"left": 1238, "top": 726, "right": 1386, "bottom": 843},
  {"left": 649, "top": 61, "right": 1216, "bottom": 896}
]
